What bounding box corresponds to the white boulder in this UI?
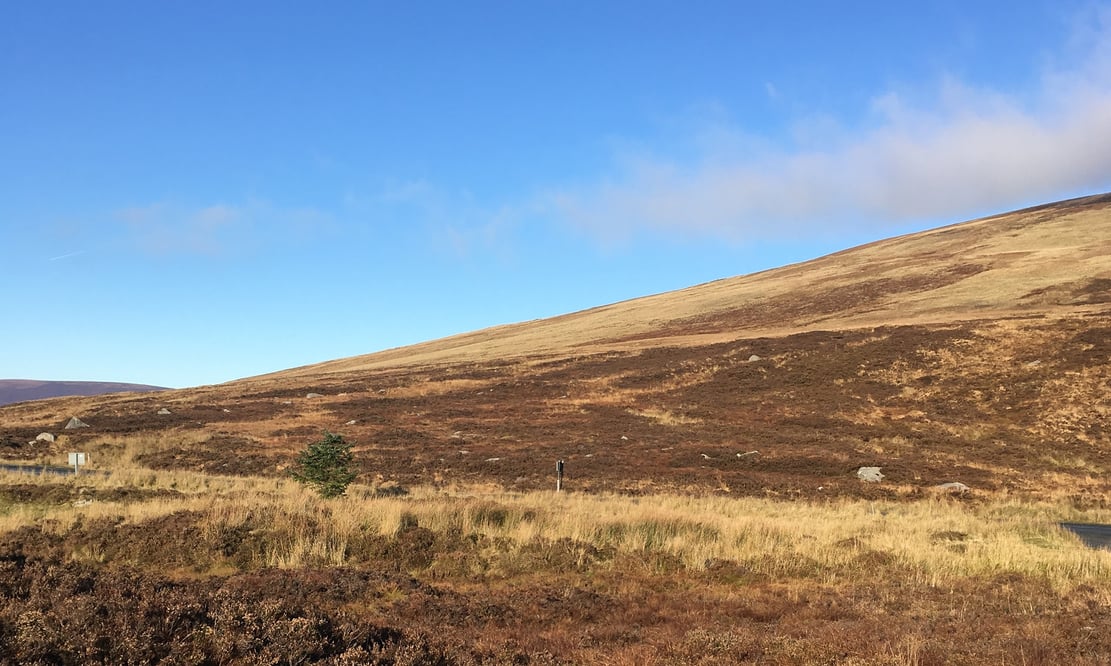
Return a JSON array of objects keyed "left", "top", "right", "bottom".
[{"left": 857, "top": 466, "right": 884, "bottom": 483}]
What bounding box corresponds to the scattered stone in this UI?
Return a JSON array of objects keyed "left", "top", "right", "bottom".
[
  {"left": 305, "top": 392, "right": 323, "bottom": 399},
  {"left": 222, "top": 408, "right": 231, "bottom": 413},
  {"left": 933, "top": 481, "right": 971, "bottom": 495},
  {"left": 1024, "top": 360, "right": 1042, "bottom": 368},
  {"left": 157, "top": 408, "right": 171, "bottom": 415},
  {"left": 485, "top": 457, "right": 501, "bottom": 462},
  {"left": 64, "top": 417, "right": 88, "bottom": 430},
  {"left": 345, "top": 419, "right": 357, "bottom": 425},
  {"left": 701, "top": 453, "right": 713, "bottom": 460},
  {"left": 35, "top": 433, "right": 55, "bottom": 443},
  {"left": 737, "top": 450, "right": 759, "bottom": 458},
  {"left": 857, "top": 466, "right": 884, "bottom": 483},
  {"left": 620, "top": 435, "right": 628, "bottom": 441},
  {"left": 748, "top": 354, "right": 762, "bottom": 362},
  {"left": 281, "top": 401, "right": 292, "bottom": 405},
  {"left": 73, "top": 499, "right": 94, "bottom": 507}
]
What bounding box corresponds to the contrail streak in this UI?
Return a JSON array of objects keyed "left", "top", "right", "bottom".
[{"left": 48, "top": 250, "right": 86, "bottom": 261}]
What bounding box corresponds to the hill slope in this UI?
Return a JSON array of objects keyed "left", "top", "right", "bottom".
[
  {"left": 2, "top": 193, "right": 1109, "bottom": 500},
  {"left": 281, "top": 192, "right": 1111, "bottom": 375}
]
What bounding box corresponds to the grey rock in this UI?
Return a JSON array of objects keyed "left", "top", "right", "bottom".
[
  {"left": 64, "top": 417, "right": 88, "bottom": 430},
  {"left": 857, "top": 466, "right": 884, "bottom": 483},
  {"left": 35, "top": 433, "right": 55, "bottom": 443},
  {"left": 157, "top": 408, "right": 172, "bottom": 415},
  {"left": 306, "top": 392, "right": 323, "bottom": 398},
  {"left": 748, "top": 354, "right": 762, "bottom": 362}
]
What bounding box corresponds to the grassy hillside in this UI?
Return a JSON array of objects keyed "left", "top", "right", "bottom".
[
  {"left": 2, "top": 194, "right": 1109, "bottom": 500},
  {"left": 0, "top": 193, "right": 1109, "bottom": 663},
  {"left": 279, "top": 192, "right": 1111, "bottom": 375}
]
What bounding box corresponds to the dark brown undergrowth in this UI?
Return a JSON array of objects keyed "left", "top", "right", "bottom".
[
  {"left": 0, "top": 483, "right": 183, "bottom": 506},
  {"left": 1, "top": 557, "right": 1108, "bottom": 665},
  {"left": 0, "top": 508, "right": 1109, "bottom": 664},
  {"left": 0, "top": 561, "right": 462, "bottom": 665}
]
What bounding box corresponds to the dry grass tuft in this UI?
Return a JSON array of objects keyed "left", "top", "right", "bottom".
[
  {"left": 629, "top": 408, "right": 703, "bottom": 426},
  {"left": 1, "top": 460, "right": 1108, "bottom": 590}
]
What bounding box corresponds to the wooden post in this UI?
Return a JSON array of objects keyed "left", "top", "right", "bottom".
[{"left": 556, "top": 459, "right": 565, "bottom": 492}]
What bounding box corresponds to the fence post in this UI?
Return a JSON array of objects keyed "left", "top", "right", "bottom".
[{"left": 556, "top": 459, "right": 565, "bottom": 492}]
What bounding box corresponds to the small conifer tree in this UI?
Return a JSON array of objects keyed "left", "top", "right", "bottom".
[{"left": 290, "top": 432, "right": 357, "bottom": 498}]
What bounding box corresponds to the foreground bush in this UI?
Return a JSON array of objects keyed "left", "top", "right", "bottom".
[{"left": 290, "top": 432, "right": 357, "bottom": 499}]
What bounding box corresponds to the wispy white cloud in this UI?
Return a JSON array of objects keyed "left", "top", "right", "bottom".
[
  {"left": 548, "top": 7, "right": 1111, "bottom": 240},
  {"left": 344, "top": 179, "right": 525, "bottom": 262},
  {"left": 115, "top": 199, "right": 331, "bottom": 256}
]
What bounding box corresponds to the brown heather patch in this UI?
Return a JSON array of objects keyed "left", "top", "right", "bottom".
[
  {"left": 3, "top": 314, "right": 1111, "bottom": 499},
  {"left": 0, "top": 470, "right": 1108, "bottom": 663}
]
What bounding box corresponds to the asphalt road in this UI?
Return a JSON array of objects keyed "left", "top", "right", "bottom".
[
  {"left": 1060, "top": 523, "right": 1111, "bottom": 550},
  {"left": 0, "top": 464, "right": 78, "bottom": 477}
]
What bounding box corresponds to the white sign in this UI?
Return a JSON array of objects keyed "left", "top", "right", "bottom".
[{"left": 68, "top": 452, "right": 86, "bottom": 466}]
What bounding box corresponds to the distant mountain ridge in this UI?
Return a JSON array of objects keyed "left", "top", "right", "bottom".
[{"left": 0, "top": 380, "right": 168, "bottom": 406}]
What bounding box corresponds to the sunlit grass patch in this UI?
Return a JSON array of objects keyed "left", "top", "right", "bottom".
[{"left": 0, "top": 457, "right": 1108, "bottom": 589}]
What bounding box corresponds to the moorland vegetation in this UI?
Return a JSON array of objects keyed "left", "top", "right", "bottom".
[
  {"left": 0, "top": 436, "right": 1108, "bottom": 663},
  {"left": 2, "top": 194, "right": 1111, "bottom": 663}
]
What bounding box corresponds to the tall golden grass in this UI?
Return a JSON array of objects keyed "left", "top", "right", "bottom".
[{"left": 1, "top": 455, "right": 1109, "bottom": 590}]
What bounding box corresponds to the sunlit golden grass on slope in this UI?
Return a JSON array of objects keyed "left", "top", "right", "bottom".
[{"left": 279, "top": 192, "right": 1111, "bottom": 375}]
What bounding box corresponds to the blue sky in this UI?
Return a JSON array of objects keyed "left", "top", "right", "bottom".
[{"left": 3, "top": 1, "right": 1111, "bottom": 388}]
